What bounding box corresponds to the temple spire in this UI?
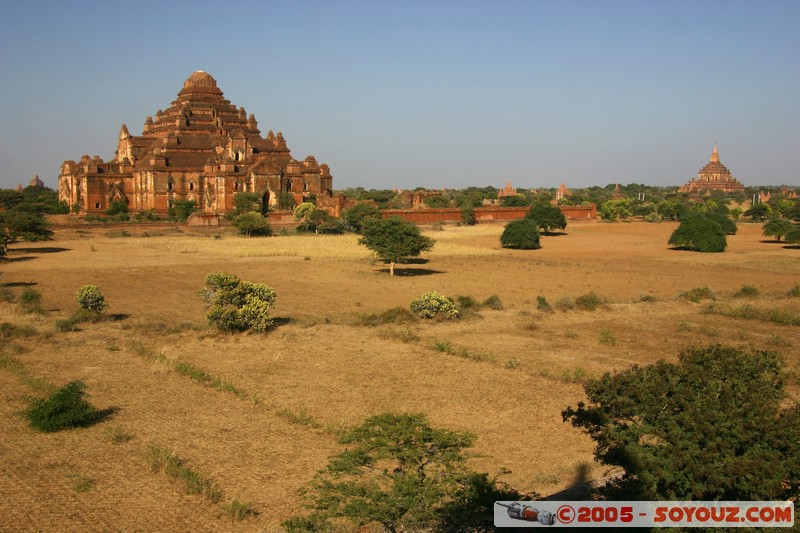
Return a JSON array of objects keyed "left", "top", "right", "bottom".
[{"left": 711, "top": 143, "right": 719, "bottom": 163}]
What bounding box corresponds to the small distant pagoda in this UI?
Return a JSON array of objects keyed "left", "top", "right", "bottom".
[{"left": 679, "top": 144, "right": 745, "bottom": 193}]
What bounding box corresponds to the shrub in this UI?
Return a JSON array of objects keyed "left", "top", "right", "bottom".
[
  {"left": 575, "top": 291, "right": 605, "bottom": 311},
  {"left": 668, "top": 212, "right": 726, "bottom": 252},
  {"left": 410, "top": 291, "right": 459, "bottom": 319},
  {"left": 342, "top": 203, "right": 382, "bottom": 233},
  {"left": 554, "top": 295, "right": 576, "bottom": 311},
  {"left": 536, "top": 295, "right": 552, "bottom": 312},
  {"left": 481, "top": 294, "right": 504, "bottom": 310},
  {"left": 788, "top": 285, "right": 800, "bottom": 298},
  {"left": 19, "top": 288, "right": 42, "bottom": 313},
  {"left": 643, "top": 212, "right": 663, "bottom": 223},
  {"left": 733, "top": 285, "right": 760, "bottom": 299},
  {"left": 679, "top": 287, "right": 716, "bottom": 303},
  {"left": 500, "top": 219, "right": 541, "bottom": 250},
  {"left": 762, "top": 219, "right": 793, "bottom": 242},
  {"left": 200, "top": 272, "right": 277, "bottom": 332},
  {"left": 75, "top": 285, "right": 107, "bottom": 314},
  {"left": 358, "top": 307, "right": 417, "bottom": 326},
  {"left": 24, "top": 380, "right": 102, "bottom": 432}
]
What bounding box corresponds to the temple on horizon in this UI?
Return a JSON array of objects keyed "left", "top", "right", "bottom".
[
  {"left": 679, "top": 144, "right": 745, "bottom": 194},
  {"left": 59, "top": 71, "right": 333, "bottom": 215}
]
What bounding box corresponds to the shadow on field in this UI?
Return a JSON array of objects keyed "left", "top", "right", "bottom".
[
  {"left": 272, "top": 317, "right": 293, "bottom": 327},
  {"left": 783, "top": 244, "right": 800, "bottom": 249},
  {"left": 542, "top": 462, "right": 592, "bottom": 501},
  {"left": 2, "top": 256, "right": 36, "bottom": 263},
  {"left": 2, "top": 281, "right": 37, "bottom": 287},
  {"left": 542, "top": 231, "right": 569, "bottom": 237},
  {"left": 16, "top": 247, "right": 71, "bottom": 254},
  {"left": 378, "top": 268, "right": 444, "bottom": 277},
  {"left": 106, "top": 313, "right": 130, "bottom": 322},
  {"left": 759, "top": 239, "right": 785, "bottom": 244}
]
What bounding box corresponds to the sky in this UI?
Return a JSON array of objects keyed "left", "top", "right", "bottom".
[{"left": 1, "top": 0, "right": 798, "bottom": 191}]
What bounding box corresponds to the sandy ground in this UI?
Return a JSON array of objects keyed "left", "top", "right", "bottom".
[{"left": 1, "top": 221, "right": 798, "bottom": 531}]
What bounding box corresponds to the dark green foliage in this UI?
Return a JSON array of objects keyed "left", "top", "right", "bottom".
[
  {"left": 787, "top": 225, "right": 800, "bottom": 245},
  {"left": 460, "top": 205, "right": 476, "bottom": 226},
  {"left": 342, "top": 203, "right": 382, "bottom": 233},
  {"left": 563, "top": 345, "right": 800, "bottom": 501},
  {"left": 536, "top": 295, "right": 552, "bottom": 312},
  {"left": 500, "top": 219, "right": 541, "bottom": 249},
  {"left": 283, "top": 412, "right": 529, "bottom": 532},
  {"left": 703, "top": 211, "right": 737, "bottom": 235},
  {"left": 762, "top": 219, "right": 794, "bottom": 242},
  {"left": 105, "top": 200, "right": 128, "bottom": 217},
  {"left": 19, "top": 288, "right": 42, "bottom": 313},
  {"left": 424, "top": 195, "right": 451, "bottom": 208},
  {"left": 200, "top": 272, "right": 276, "bottom": 332},
  {"left": 0, "top": 208, "right": 53, "bottom": 254},
  {"left": 359, "top": 217, "right": 434, "bottom": 276},
  {"left": 668, "top": 212, "right": 727, "bottom": 252},
  {"left": 232, "top": 192, "right": 265, "bottom": 216},
  {"left": 276, "top": 191, "right": 296, "bottom": 210},
  {"left": 500, "top": 194, "right": 530, "bottom": 207},
  {"left": 526, "top": 203, "right": 567, "bottom": 234},
  {"left": 232, "top": 212, "right": 272, "bottom": 236},
  {"left": 744, "top": 202, "right": 772, "bottom": 222},
  {"left": 25, "top": 380, "right": 102, "bottom": 432},
  {"left": 168, "top": 200, "right": 197, "bottom": 222}
]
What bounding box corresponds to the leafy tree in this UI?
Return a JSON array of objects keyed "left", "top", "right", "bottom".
[
  {"left": 0, "top": 190, "right": 25, "bottom": 210},
  {"left": 500, "top": 219, "right": 541, "bottom": 250},
  {"left": 25, "top": 380, "right": 103, "bottom": 432},
  {"left": 460, "top": 205, "right": 476, "bottom": 226},
  {"left": 599, "top": 199, "right": 633, "bottom": 222},
  {"left": 526, "top": 203, "right": 567, "bottom": 234},
  {"left": 786, "top": 225, "right": 800, "bottom": 245},
  {"left": 276, "top": 191, "right": 297, "bottom": 210},
  {"left": 657, "top": 199, "right": 687, "bottom": 221},
  {"left": 0, "top": 209, "right": 53, "bottom": 254},
  {"left": 342, "top": 203, "right": 382, "bottom": 233},
  {"left": 359, "top": 217, "right": 434, "bottom": 276},
  {"left": 293, "top": 202, "right": 317, "bottom": 222},
  {"left": 668, "top": 212, "right": 726, "bottom": 252},
  {"left": 169, "top": 199, "right": 196, "bottom": 222},
  {"left": 424, "top": 195, "right": 451, "bottom": 208},
  {"left": 744, "top": 202, "right": 772, "bottom": 222},
  {"left": 200, "top": 272, "right": 277, "bottom": 332},
  {"left": 232, "top": 192, "right": 264, "bottom": 216},
  {"left": 563, "top": 345, "right": 800, "bottom": 501},
  {"left": 283, "top": 413, "right": 528, "bottom": 532},
  {"left": 500, "top": 194, "right": 530, "bottom": 207},
  {"left": 762, "top": 219, "right": 794, "bottom": 242},
  {"left": 315, "top": 215, "right": 345, "bottom": 235},
  {"left": 703, "top": 211, "right": 737, "bottom": 235},
  {"left": 232, "top": 212, "right": 272, "bottom": 237}
]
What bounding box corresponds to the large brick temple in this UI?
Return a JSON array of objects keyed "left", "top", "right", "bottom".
[
  {"left": 59, "top": 71, "right": 333, "bottom": 215},
  {"left": 679, "top": 144, "right": 745, "bottom": 194}
]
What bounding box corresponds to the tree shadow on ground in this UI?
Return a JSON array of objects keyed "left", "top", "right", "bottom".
[
  {"left": 92, "top": 406, "right": 121, "bottom": 426},
  {"left": 2, "top": 256, "right": 36, "bottom": 263},
  {"left": 2, "top": 281, "right": 37, "bottom": 287},
  {"left": 783, "top": 244, "right": 800, "bottom": 249},
  {"left": 272, "top": 316, "right": 293, "bottom": 328},
  {"left": 759, "top": 239, "right": 785, "bottom": 244},
  {"left": 106, "top": 313, "right": 130, "bottom": 322},
  {"left": 15, "top": 247, "right": 71, "bottom": 254},
  {"left": 542, "top": 231, "right": 568, "bottom": 237},
  {"left": 541, "top": 462, "right": 593, "bottom": 501},
  {"left": 377, "top": 268, "right": 444, "bottom": 277}
]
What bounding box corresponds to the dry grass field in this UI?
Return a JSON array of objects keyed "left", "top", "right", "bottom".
[{"left": 1, "top": 220, "right": 799, "bottom": 532}]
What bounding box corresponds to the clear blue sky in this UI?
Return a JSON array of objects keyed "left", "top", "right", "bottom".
[{"left": 1, "top": 0, "right": 798, "bottom": 191}]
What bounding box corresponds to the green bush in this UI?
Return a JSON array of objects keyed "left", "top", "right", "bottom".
[
  {"left": 24, "top": 380, "right": 102, "bottom": 432},
  {"left": 481, "top": 294, "right": 504, "bottom": 310},
  {"left": 704, "top": 212, "right": 737, "bottom": 235},
  {"left": 200, "top": 272, "right": 276, "bottom": 332},
  {"left": 788, "top": 285, "right": 800, "bottom": 298},
  {"left": 536, "top": 295, "right": 552, "bottom": 312},
  {"left": 575, "top": 291, "right": 606, "bottom": 311},
  {"left": 19, "top": 288, "right": 42, "bottom": 313},
  {"left": 75, "top": 285, "right": 107, "bottom": 314},
  {"left": 643, "top": 212, "right": 663, "bottom": 223},
  {"left": 733, "top": 285, "right": 760, "bottom": 299},
  {"left": 668, "top": 212, "right": 727, "bottom": 252},
  {"left": 410, "top": 291, "right": 459, "bottom": 319},
  {"left": 232, "top": 212, "right": 272, "bottom": 237},
  {"left": 500, "top": 219, "right": 541, "bottom": 250},
  {"left": 679, "top": 286, "right": 716, "bottom": 303}
]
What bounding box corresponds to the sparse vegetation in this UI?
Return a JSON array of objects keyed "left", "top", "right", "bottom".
[
  {"left": 18, "top": 288, "right": 43, "bottom": 313},
  {"left": 679, "top": 286, "right": 716, "bottom": 303},
  {"left": 144, "top": 444, "right": 224, "bottom": 503},
  {"left": 733, "top": 285, "right": 760, "bottom": 299},
  {"left": 598, "top": 329, "right": 617, "bottom": 346},
  {"left": 705, "top": 303, "right": 800, "bottom": 326},
  {"left": 536, "top": 295, "right": 552, "bottom": 312},
  {"left": 481, "top": 294, "right": 504, "bottom": 310},
  {"left": 575, "top": 291, "right": 605, "bottom": 311}
]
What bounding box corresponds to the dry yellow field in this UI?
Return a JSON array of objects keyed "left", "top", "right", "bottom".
[{"left": 1, "top": 221, "right": 799, "bottom": 532}]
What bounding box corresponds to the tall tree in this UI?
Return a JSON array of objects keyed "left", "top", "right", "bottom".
[
  {"left": 0, "top": 209, "right": 53, "bottom": 254},
  {"left": 359, "top": 217, "right": 434, "bottom": 276},
  {"left": 526, "top": 203, "right": 567, "bottom": 234}
]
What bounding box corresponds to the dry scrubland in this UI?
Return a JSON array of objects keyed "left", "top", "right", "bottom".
[{"left": 1, "top": 221, "right": 799, "bottom": 532}]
